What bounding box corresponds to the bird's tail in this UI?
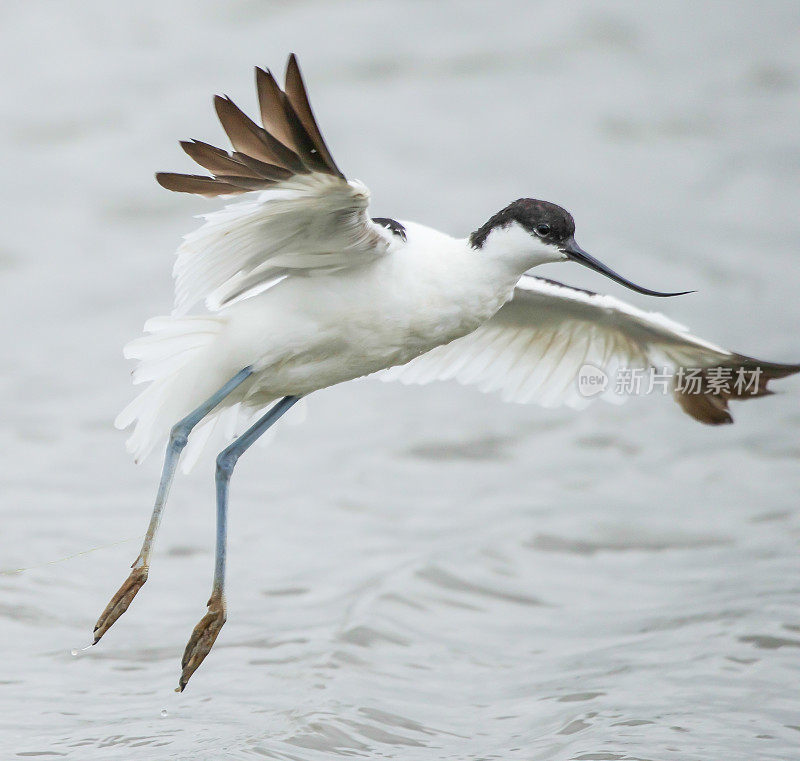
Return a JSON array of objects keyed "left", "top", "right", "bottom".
[{"left": 115, "top": 315, "right": 228, "bottom": 468}]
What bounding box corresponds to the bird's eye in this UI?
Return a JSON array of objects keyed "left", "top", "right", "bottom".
[{"left": 535, "top": 223, "right": 551, "bottom": 236}]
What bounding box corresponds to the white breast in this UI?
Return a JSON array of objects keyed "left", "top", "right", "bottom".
[{"left": 220, "top": 221, "right": 518, "bottom": 395}]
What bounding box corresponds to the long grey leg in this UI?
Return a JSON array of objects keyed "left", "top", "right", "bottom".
[
  {"left": 93, "top": 366, "right": 255, "bottom": 644},
  {"left": 177, "top": 395, "right": 300, "bottom": 692}
]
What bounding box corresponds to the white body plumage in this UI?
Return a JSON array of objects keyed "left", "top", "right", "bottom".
[{"left": 116, "top": 213, "right": 544, "bottom": 465}]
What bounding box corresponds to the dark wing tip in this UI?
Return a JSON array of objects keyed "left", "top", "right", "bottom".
[
  {"left": 213, "top": 92, "right": 307, "bottom": 173},
  {"left": 286, "top": 54, "right": 303, "bottom": 87},
  {"left": 283, "top": 54, "right": 345, "bottom": 179},
  {"left": 213, "top": 93, "right": 232, "bottom": 112},
  {"left": 674, "top": 392, "right": 734, "bottom": 425},
  {"left": 160, "top": 56, "right": 346, "bottom": 193},
  {"left": 155, "top": 172, "right": 246, "bottom": 197},
  {"left": 674, "top": 355, "right": 800, "bottom": 425}
]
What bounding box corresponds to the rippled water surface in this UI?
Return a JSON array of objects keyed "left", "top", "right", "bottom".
[{"left": 2, "top": 2, "right": 799, "bottom": 759}]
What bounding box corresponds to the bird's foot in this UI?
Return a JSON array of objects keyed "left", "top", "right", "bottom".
[
  {"left": 176, "top": 592, "right": 226, "bottom": 692},
  {"left": 93, "top": 564, "right": 149, "bottom": 644}
]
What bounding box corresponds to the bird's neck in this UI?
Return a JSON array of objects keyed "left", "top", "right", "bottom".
[{"left": 435, "top": 233, "right": 529, "bottom": 318}]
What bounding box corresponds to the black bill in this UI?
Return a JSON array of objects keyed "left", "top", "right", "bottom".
[{"left": 561, "top": 238, "right": 691, "bottom": 297}]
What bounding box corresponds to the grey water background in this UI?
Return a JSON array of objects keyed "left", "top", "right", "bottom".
[{"left": 2, "top": 1, "right": 799, "bottom": 758}]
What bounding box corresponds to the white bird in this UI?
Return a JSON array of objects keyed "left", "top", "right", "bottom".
[{"left": 93, "top": 55, "right": 799, "bottom": 691}]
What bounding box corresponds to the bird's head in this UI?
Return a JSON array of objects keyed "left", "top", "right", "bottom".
[{"left": 469, "top": 198, "right": 689, "bottom": 297}]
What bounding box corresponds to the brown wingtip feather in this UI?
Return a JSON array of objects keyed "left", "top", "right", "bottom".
[
  {"left": 230, "top": 152, "right": 293, "bottom": 182},
  {"left": 180, "top": 140, "right": 263, "bottom": 179},
  {"left": 674, "top": 356, "right": 800, "bottom": 425},
  {"left": 255, "top": 65, "right": 331, "bottom": 175},
  {"left": 157, "top": 55, "right": 345, "bottom": 195},
  {"left": 155, "top": 172, "right": 246, "bottom": 197},
  {"left": 284, "top": 54, "right": 344, "bottom": 179},
  {"left": 213, "top": 94, "right": 307, "bottom": 174},
  {"left": 254, "top": 66, "right": 297, "bottom": 151}
]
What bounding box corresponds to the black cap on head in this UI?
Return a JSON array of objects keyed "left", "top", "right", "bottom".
[{"left": 469, "top": 198, "right": 575, "bottom": 249}]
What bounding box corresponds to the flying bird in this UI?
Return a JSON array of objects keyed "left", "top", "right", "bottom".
[{"left": 93, "top": 54, "right": 799, "bottom": 691}]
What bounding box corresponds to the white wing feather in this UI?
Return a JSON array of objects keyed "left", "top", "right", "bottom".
[
  {"left": 172, "top": 174, "right": 391, "bottom": 315},
  {"left": 380, "top": 276, "right": 731, "bottom": 408}
]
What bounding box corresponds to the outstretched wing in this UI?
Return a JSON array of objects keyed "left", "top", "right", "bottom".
[
  {"left": 158, "top": 54, "right": 394, "bottom": 314},
  {"left": 380, "top": 276, "right": 800, "bottom": 424}
]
